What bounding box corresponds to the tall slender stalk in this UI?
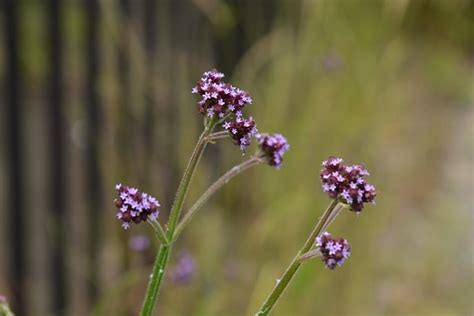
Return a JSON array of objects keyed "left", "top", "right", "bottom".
[
  {"left": 140, "top": 128, "right": 211, "bottom": 316},
  {"left": 0, "top": 298, "right": 14, "bottom": 316},
  {"left": 167, "top": 128, "right": 211, "bottom": 236},
  {"left": 174, "top": 156, "right": 262, "bottom": 240},
  {"left": 256, "top": 200, "right": 343, "bottom": 316}
]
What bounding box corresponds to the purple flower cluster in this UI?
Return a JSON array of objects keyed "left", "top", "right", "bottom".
[
  {"left": 315, "top": 232, "right": 351, "bottom": 269},
  {"left": 320, "top": 156, "right": 376, "bottom": 212},
  {"left": 223, "top": 116, "right": 258, "bottom": 152},
  {"left": 169, "top": 251, "right": 196, "bottom": 285},
  {"left": 256, "top": 133, "right": 290, "bottom": 169},
  {"left": 114, "top": 184, "right": 160, "bottom": 229},
  {"left": 192, "top": 69, "right": 252, "bottom": 119},
  {"left": 192, "top": 69, "right": 261, "bottom": 151}
]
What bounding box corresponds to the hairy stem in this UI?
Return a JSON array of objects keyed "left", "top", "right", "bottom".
[
  {"left": 256, "top": 200, "right": 342, "bottom": 316},
  {"left": 298, "top": 249, "right": 322, "bottom": 263},
  {"left": 207, "top": 130, "right": 229, "bottom": 141},
  {"left": 139, "top": 244, "right": 169, "bottom": 316},
  {"left": 148, "top": 220, "right": 169, "bottom": 245},
  {"left": 140, "top": 128, "right": 211, "bottom": 316},
  {"left": 0, "top": 300, "right": 14, "bottom": 316},
  {"left": 174, "top": 156, "right": 262, "bottom": 240},
  {"left": 167, "top": 129, "right": 210, "bottom": 236}
]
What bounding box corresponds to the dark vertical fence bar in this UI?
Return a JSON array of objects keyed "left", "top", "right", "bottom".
[
  {"left": 84, "top": 0, "right": 101, "bottom": 308},
  {"left": 117, "top": 0, "right": 131, "bottom": 273},
  {"left": 3, "top": 0, "right": 24, "bottom": 314},
  {"left": 48, "top": 0, "right": 66, "bottom": 313},
  {"left": 143, "top": 0, "right": 157, "bottom": 188}
]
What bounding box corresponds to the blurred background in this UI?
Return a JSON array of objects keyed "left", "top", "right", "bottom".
[{"left": 0, "top": 0, "right": 473, "bottom": 315}]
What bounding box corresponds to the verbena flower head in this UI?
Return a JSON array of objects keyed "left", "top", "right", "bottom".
[
  {"left": 223, "top": 116, "right": 258, "bottom": 152},
  {"left": 315, "top": 232, "right": 351, "bottom": 269},
  {"left": 114, "top": 184, "right": 160, "bottom": 229},
  {"left": 256, "top": 133, "right": 290, "bottom": 169},
  {"left": 192, "top": 69, "right": 252, "bottom": 119},
  {"left": 320, "top": 156, "right": 376, "bottom": 212}
]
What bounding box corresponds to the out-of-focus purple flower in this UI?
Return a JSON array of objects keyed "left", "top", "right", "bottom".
[
  {"left": 128, "top": 235, "right": 150, "bottom": 252},
  {"left": 223, "top": 116, "right": 258, "bottom": 152},
  {"left": 320, "top": 156, "right": 376, "bottom": 212},
  {"left": 169, "top": 251, "right": 196, "bottom": 285},
  {"left": 0, "top": 295, "right": 6, "bottom": 304},
  {"left": 192, "top": 69, "right": 252, "bottom": 119},
  {"left": 256, "top": 133, "right": 290, "bottom": 169},
  {"left": 321, "top": 52, "right": 343, "bottom": 73},
  {"left": 315, "top": 232, "right": 351, "bottom": 269},
  {"left": 114, "top": 184, "right": 160, "bottom": 229}
]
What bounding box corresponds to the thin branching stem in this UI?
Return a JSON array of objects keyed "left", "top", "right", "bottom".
[
  {"left": 256, "top": 200, "right": 343, "bottom": 316},
  {"left": 298, "top": 249, "right": 322, "bottom": 263},
  {"left": 140, "top": 127, "right": 212, "bottom": 316},
  {"left": 174, "top": 156, "right": 263, "bottom": 241},
  {"left": 207, "top": 130, "right": 229, "bottom": 141},
  {"left": 148, "top": 220, "right": 169, "bottom": 245},
  {"left": 0, "top": 301, "right": 14, "bottom": 316}
]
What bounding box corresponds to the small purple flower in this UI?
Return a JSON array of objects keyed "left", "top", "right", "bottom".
[
  {"left": 256, "top": 133, "right": 290, "bottom": 169},
  {"left": 169, "top": 251, "right": 196, "bottom": 285},
  {"left": 223, "top": 116, "right": 258, "bottom": 152},
  {"left": 0, "top": 295, "right": 6, "bottom": 304},
  {"left": 114, "top": 184, "right": 160, "bottom": 229},
  {"left": 320, "top": 156, "right": 376, "bottom": 212},
  {"left": 128, "top": 235, "right": 151, "bottom": 252},
  {"left": 315, "top": 232, "right": 351, "bottom": 269},
  {"left": 192, "top": 69, "right": 252, "bottom": 119}
]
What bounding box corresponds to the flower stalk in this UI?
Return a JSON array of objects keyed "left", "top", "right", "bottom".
[
  {"left": 174, "top": 156, "right": 263, "bottom": 241},
  {"left": 207, "top": 131, "right": 229, "bottom": 141},
  {"left": 166, "top": 128, "right": 211, "bottom": 236},
  {"left": 298, "top": 249, "right": 322, "bottom": 263},
  {"left": 0, "top": 296, "right": 14, "bottom": 316},
  {"left": 148, "top": 220, "right": 169, "bottom": 245},
  {"left": 140, "top": 128, "right": 211, "bottom": 316},
  {"left": 256, "top": 200, "right": 343, "bottom": 316}
]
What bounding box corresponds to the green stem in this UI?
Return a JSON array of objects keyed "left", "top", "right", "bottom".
[
  {"left": 167, "top": 129, "right": 211, "bottom": 236},
  {"left": 0, "top": 301, "right": 14, "bottom": 316},
  {"left": 207, "top": 130, "right": 229, "bottom": 141},
  {"left": 256, "top": 200, "right": 342, "bottom": 316},
  {"left": 298, "top": 249, "right": 322, "bottom": 263},
  {"left": 174, "top": 156, "right": 262, "bottom": 241},
  {"left": 139, "top": 244, "right": 170, "bottom": 316},
  {"left": 148, "top": 220, "right": 169, "bottom": 245},
  {"left": 140, "top": 127, "right": 211, "bottom": 316}
]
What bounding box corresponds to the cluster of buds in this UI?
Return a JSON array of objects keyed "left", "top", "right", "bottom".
[
  {"left": 192, "top": 69, "right": 252, "bottom": 119},
  {"left": 315, "top": 232, "right": 351, "bottom": 269},
  {"left": 114, "top": 184, "right": 160, "bottom": 229},
  {"left": 256, "top": 133, "right": 290, "bottom": 169},
  {"left": 223, "top": 116, "right": 258, "bottom": 152},
  {"left": 320, "top": 156, "right": 376, "bottom": 212},
  {"left": 193, "top": 69, "right": 265, "bottom": 153}
]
